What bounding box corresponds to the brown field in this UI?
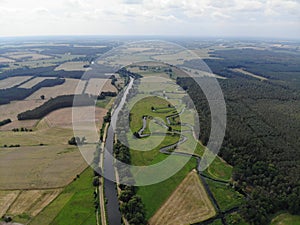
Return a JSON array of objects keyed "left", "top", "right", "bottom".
[
  {"left": 85, "top": 78, "right": 117, "bottom": 95},
  {"left": 0, "top": 191, "right": 20, "bottom": 217},
  {"left": 230, "top": 68, "right": 267, "bottom": 80},
  {"left": 45, "top": 106, "right": 107, "bottom": 129},
  {"left": 0, "top": 57, "right": 15, "bottom": 63},
  {"left": 54, "top": 61, "right": 89, "bottom": 71},
  {"left": 0, "top": 76, "right": 32, "bottom": 89},
  {"left": 26, "top": 78, "right": 86, "bottom": 100},
  {"left": 0, "top": 99, "right": 44, "bottom": 121},
  {"left": 149, "top": 170, "right": 216, "bottom": 225},
  {"left": 6, "top": 189, "right": 61, "bottom": 216},
  {"left": 0, "top": 145, "right": 90, "bottom": 189},
  {"left": 19, "top": 77, "right": 55, "bottom": 89},
  {"left": 0, "top": 119, "right": 39, "bottom": 131}
]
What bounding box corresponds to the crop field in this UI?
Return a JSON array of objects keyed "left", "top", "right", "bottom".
[
  {"left": 0, "top": 76, "right": 32, "bottom": 89},
  {"left": 0, "top": 56, "right": 15, "bottom": 63},
  {"left": 3, "top": 52, "right": 52, "bottom": 61},
  {"left": 0, "top": 145, "right": 89, "bottom": 190},
  {"left": 19, "top": 77, "right": 56, "bottom": 89},
  {"left": 54, "top": 61, "right": 89, "bottom": 71},
  {"left": 0, "top": 119, "right": 39, "bottom": 131},
  {"left": 29, "top": 168, "right": 97, "bottom": 225},
  {"left": 26, "top": 78, "right": 85, "bottom": 100},
  {"left": 0, "top": 191, "right": 20, "bottom": 217},
  {"left": 0, "top": 99, "right": 44, "bottom": 121},
  {"left": 149, "top": 170, "right": 215, "bottom": 225},
  {"left": 85, "top": 78, "right": 116, "bottom": 95},
  {"left": 5, "top": 189, "right": 62, "bottom": 218}
]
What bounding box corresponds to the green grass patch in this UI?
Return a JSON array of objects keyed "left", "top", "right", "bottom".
[
  {"left": 29, "top": 168, "right": 97, "bottom": 225},
  {"left": 137, "top": 158, "right": 197, "bottom": 220},
  {"left": 204, "top": 156, "right": 233, "bottom": 181},
  {"left": 96, "top": 96, "right": 114, "bottom": 109},
  {"left": 205, "top": 179, "right": 244, "bottom": 211},
  {"left": 210, "top": 219, "right": 223, "bottom": 225},
  {"left": 270, "top": 213, "right": 300, "bottom": 225}
]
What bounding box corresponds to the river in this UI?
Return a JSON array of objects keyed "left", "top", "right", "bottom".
[{"left": 103, "top": 77, "right": 134, "bottom": 225}]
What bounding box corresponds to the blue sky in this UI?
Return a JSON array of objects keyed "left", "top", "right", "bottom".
[{"left": 0, "top": 0, "right": 299, "bottom": 38}]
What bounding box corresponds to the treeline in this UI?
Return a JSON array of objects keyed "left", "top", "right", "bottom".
[
  {"left": 97, "top": 91, "right": 117, "bottom": 100},
  {"left": 0, "top": 78, "right": 65, "bottom": 105},
  {"left": 114, "top": 141, "right": 147, "bottom": 225},
  {"left": 0, "top": 119, "right": 11, "bottom": 127},
  {"left": 17, "top": 94, "right": 94, "bottom": 120},
  {"left": 177, "top": 76, "right": 300, "bottom": 225}
]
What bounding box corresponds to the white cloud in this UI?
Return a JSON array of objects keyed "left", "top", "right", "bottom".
[{"left": 0, "top": 0, "right": 298, "bottom": 38}]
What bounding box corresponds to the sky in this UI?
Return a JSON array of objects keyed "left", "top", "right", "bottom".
[{"left": 0, "top": 0, "right": 299, "bottom": 39}]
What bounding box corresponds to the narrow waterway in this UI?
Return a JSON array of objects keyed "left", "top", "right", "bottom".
[{"left": 103, "top": 77, "right": 134, "bottom": 225}]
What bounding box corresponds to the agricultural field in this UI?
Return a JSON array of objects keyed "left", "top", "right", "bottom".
[
  {"left": 0, "top": 56, "right": 15, "bottom": 63},
  {"left": 85, "top": 78, "right": 117, "bottom": 95},
  {"left": 149, "top": 170, "right": 215, "bottom": 225},
  {"left": 229, "top": 68, "right": 267, "bottom": 80},
  {"left": 54, "top": 61, "right": 89, "bottom": 71},
  {"left": 28, "top": 168, "right": 97, "bottom": 225},
  {"left": 26, "top": 78, "right": 85, "bottom": 100},
  {"left": 2, "top": 52, "right": 52, "bottom": 61},
  {"left": 19, "top": 77, "right": 56, "bottom": 89},
  {"left": 0, "top": 76, "right": 32, "bottom": 89}
]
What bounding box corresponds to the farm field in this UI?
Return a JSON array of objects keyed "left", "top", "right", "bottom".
[
  {"left": 85, "top": 78, "right": 117, "bottom": 95},
  {"left": 0, "top": 76, "right": 32, "bottom": 89},
  {"left": 26, "top": 78, "right": 85, "bottom": 100},
  {"left": 2, "top": 52, "right": 52, "bottom": 61},
  {"left": 149, "top": 170, "right": 215, "bottom": 225},
  {"left": 19, "top": 77, "right": 56, "bottom": 89},
  {"left": 28, "top": 168, "right": 97, "bottom": 225},
  {"left": 0, "top": 56, "right": 15, "bottom": 63},
  {"left": 229, "top": 68, "right": 267, "bottom": 80},
  {"left": 54, "top": 61, "right": 89, "bottom": 71}
]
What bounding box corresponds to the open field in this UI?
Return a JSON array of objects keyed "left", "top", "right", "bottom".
[
  {"left": 26, "top": 78, "right": 86, "bottom": 100},
  {"left": 0, "top": 120, "right": 39, "bottom": 131},
  {"left": 19, "top": 77, "right": 56, "bottom": 89},
  {"left": 54, "top": 61, "right": 89, "bottom": 71},
  {"left": 0, "top": 76, "right": 32, "bottom": 89},
  {"left": 149, "top": 170, "right": 215, "bottom": 225},
  {"left": 225, "top": 212, "right": 249, "bottom": 225},
  {"left": 45, "top": 106, "right": 107, "bottom": 129},
  {"left": 230, "top": 68, "right": 268, "bottom": 80},
  {"left": 3, "top": 52, "right": 52, "bottom": 61},
  {"left": 0, "top": 191, "right": 20, "bottom": 217},
  {"left": 0, "top": 56, "right": 15, "bottom": 63},
  {"left": 205, "top": 179, "right": 244, "bottom": 211},
  {"left": 270, "top": 213, "right": 300, "bottom": 225},
  {"left": 205, "top": 156, "right": 233, "bottom": 181},
  {"left": 137, "top": 158, "right": 197, "bottom": 219},
  {"left": 0, "top": 145, "right": 90, "bottom": 190},
  {"left": 85, "top": 78, "right": 117, "bottom": 95},
  {"left": 5, "top": 189, "right": 62, "bottom": 219},
  {"left": 29, "top": 168, "right": 97, "bottom": 225}
]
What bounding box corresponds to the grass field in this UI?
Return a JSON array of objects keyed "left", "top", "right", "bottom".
[
  {"left": 29, "top": 168, "right": 97, "bottom": 225},
  {"left": 204, "top": 156, "right": 233, "bottom": 181},
  {"left": 0, "top": 76, "right": 32, "bottom": 89},
  {"left": 137, "top": 158, "right": 197, "bottom": 219},
  {"left": 205, "top": 179, "right": 244, "bottom": 211},
  {"left": 225, "top": 212, "right": 249, "bottom": 225},
  {"left": 270, "top": 213, "right": 300, "bottom": 225},
  {"left": 96, "top": 96, "right": 114, "bottom": 109},
  {"left": 149, "top": 170, "right": 215, "bottom": 225}
]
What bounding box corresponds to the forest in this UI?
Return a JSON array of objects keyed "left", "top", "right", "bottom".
[{"left": 177, "top": 49, "right": 300, "bottom": 225}]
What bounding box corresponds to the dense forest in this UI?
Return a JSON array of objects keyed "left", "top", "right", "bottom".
[
  {"left": 177, "top": 49, "right": 300, "bottom": 225},
  {"left": 17, "top": 94, "right": 94, "bottom": 120}
]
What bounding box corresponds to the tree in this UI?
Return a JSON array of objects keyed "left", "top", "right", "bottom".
[{"left": 40, "top": 95, "right": 45, "bottom": 100}]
